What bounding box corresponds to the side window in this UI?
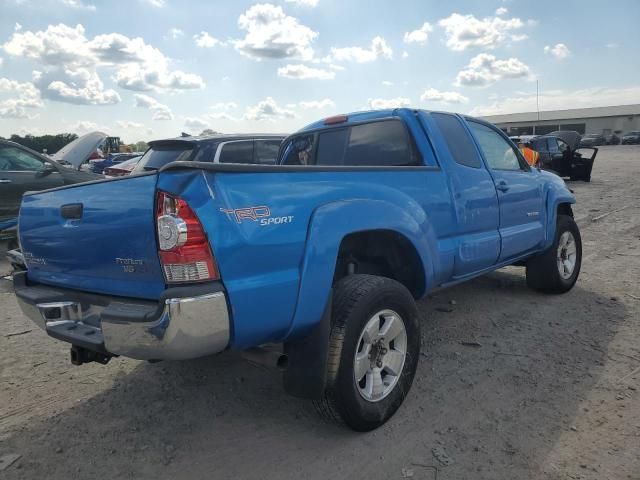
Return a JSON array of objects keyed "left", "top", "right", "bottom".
[
  {"left": 0, "top": 146, "right": 44, "bottom": 171},
  {"left": 219, "top": 141, "right": 254, "bottom": 164},
  {"left": 432, "top": 113, "right": 482, "bottom": 168},
  {"left": 281, "top": 134, "right": 315, "bottom": 165},
  {"left": 316, "top": 128, "right": 349, "bottom": 166},
  {"left": 546, "top": 138, "right": 559, "bottom": 153},
  {"left": 254, "top": 140, "right": 282, "bottom": 165},
  {"left": 468, "top": 121, "right": 524, "bottom": 171},
  {"left": 192, "top": 143, "right": 215, "bottom": 162},
  {"left": 343, "top": 121, "right": 416, "bottom": 166}
]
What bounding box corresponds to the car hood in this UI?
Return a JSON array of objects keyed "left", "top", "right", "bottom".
[
  {"left": 550, "top": 130, "right": 582, "bottom": 150},
  {"left": 50, "top": 131, "right": 107, "bottom": 169}
]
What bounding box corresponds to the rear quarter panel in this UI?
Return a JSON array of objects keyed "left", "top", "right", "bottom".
[{"left": 157, "top": 168, "right": 453, "bottom": 349}]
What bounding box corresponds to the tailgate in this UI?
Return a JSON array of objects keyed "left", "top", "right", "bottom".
[{"left": 19, "top": 175, "right": 165, "bottom": 299}]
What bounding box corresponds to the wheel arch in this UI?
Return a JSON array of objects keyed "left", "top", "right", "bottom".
[{"left": 285, "top": 198, "right": 436, "bottom": 342}]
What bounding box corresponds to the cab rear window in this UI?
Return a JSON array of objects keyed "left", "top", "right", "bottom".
[
  {"left": 281, "top": 120, "right": 419, "bottom": 166},
  {"left": 133, "top": 144, "right": 194, "bottom": 172}
]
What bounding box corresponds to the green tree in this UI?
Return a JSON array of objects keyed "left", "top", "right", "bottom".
[{"left": 8, "top": 133, "right": 78, "bottom": 154}]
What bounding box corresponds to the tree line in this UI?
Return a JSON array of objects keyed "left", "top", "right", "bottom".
[{"left": 1, "top": 133, "right": 78, "bottom": 154}]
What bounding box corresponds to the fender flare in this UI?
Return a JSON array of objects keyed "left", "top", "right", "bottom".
[
  {"left": 284, "top": 198, "right": 437, "bottom": 342},
  {"left": 544, "top": 191, "right": 576, "bottom": 250}
]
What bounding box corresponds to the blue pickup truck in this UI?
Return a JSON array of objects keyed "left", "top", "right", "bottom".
[{"left": 13, "top": 108, "right": 582, "bottom": 431}]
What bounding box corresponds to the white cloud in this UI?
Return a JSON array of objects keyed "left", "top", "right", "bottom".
[
  {"left": 402, "top": 51, "right": 409, "bottom": 59},
  {"left": 277, "top": 63, "right": 335, "bottom": 80},
  {"left": 14, "top": 23, "right": 22, "bottom": 32},
  {"left": 184, "top": 116, "right": 209, "bottom": 130},
  {"left": 382, "top": 80, "right": 393, "bottom": 86},
  {"left": 0, "top": 58, "right": 3, "bottom": 67},
  {"left": 0, "top": 76, "right": 43, "bottom": 118},
  {"left": 2, "top": 23, "right": 205, "bottom": 96},
  {"left": 605, "top": 42, "right": 619, "bottom": 49},
  {"left": 193, "top": 31, "right": 222, "bottom": 48},
  {"left": 495, "top": 7, "right": 508, "bottom": 15},
  {"left": 69, "top": 120, "right": 101, "bottom": 133},
  {"left": 116, "top": 120, "right": 144, "bottom": 129},
  {"left": 133, "top": 93, "right": 173, "bottom": 120},
  {"left": 61, "top": 0, "right": 96, "bottom": 11},
  {"left": 33, "top": 67, "right": 120, "bottom": 105},
  {"left": 210, "top": 101, "right": 237, "bottom": 110},
  {"left": 142, "top": 0, "right": 165, "bottom": 7},
  {"left": 470, "top": 85, "right": 640, "bottom": 116},
  {"left": 455, "top": 53, "right": 530, "bottom": 87},
  {"left": 167, "top": 28, "right": 183, "bottom": 39},
  {"left": 208, "top": 112, "right": 239, "bottom": 121},
  {"left": 403, "top": 22, "right": 433, "bottom": 45},
  {"left": 330, "top": 36, "right": 392, "bottom": 63},
  {"left": 544, "top": 43, "right": 570, "bottom": 60},
  {"left": 438, "top": 13, "right": 526, "bottom": 51},
  {"left": 295, "top": 98, "right": 335, "bottom": 109},
  {"left": 235, "top": 4, "right": 318, "bottom": 60},
  {"left": 366, "top": 97, "right": 411, "bottom": 109},
  {"left": 420, "top": 88, "right": 468, "bottom": 104},
  {"left": 244, "top": 96, "right": 295, "bottom": 121},
  {"left": 285, "top": 0, "right": 319, "bottom": 6}
]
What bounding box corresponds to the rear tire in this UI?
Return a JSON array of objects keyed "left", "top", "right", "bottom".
[
  {"left": 314, "top": 274, "right": 420, "bottom": 431},
  {"left": 526, "top": 214, "right": 582, "bottom": 293}
]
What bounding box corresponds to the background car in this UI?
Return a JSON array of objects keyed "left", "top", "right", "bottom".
[
  {"left": 605, "top": 133, "right": 620, "bottom": 145},
  {"left": 524, "top": 131, "right": 598, "bottom": 181},
  {"left": 132, "top": 133, "right": 285, "bottom": 173},
  {"left": 621, "top": 131, "right": 640, "bottom": 144},
  {"left": 89, "top": 152, "right": 144, "bottom": 174},
  {"left": 103, "top": 156, "right": 141, "bottom": 177},
  {"left": 0, "top": 139, "right": 101, "bottom": 247},
  {"left": 579, "top": 133, "right": 606, "bottom": 147}
]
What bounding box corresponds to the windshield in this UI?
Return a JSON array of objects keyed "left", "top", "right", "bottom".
[{"left": 133, "top": 144, "right": 194, "bottom": 172}]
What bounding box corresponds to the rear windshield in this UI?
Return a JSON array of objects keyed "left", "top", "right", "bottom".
[
  {"left": 280, "top": 120, "right": 418, "bottom": 167},
  {"left": 133, "top": 144, "right": 194, "bottom": 172}
]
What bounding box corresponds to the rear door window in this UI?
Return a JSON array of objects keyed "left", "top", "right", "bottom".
[
  {"left": 254, "top": 140, "right": 282, "bottom": 165},
  {"left": 432, "top": 113, "right": 482, "bottom": 168},
  {"left": 133, "top": 144, "right": 194, "bottom": 172},
  {"left": 219, "top": 141, "right": 254, "bottom": 164}
]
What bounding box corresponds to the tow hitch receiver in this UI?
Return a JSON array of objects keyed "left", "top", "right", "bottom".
[{"left": 70, "top": 345, "right": 112, "bottom": 366}]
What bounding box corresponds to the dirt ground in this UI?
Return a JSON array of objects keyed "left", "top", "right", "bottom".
[{"left": 1, "top": 146, "right": 639, "bottom": 480}]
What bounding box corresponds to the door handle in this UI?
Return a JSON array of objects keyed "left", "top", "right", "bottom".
[
  {"left": 496, "top": 181, "right": 509, "bottom": 192},
  {"left": 0, "top": 179, "right": 12, "bottom": 184}
]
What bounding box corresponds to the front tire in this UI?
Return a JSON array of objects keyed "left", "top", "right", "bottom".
[
  {"left": 314, "top": 275, "right": 420, "bottom": 431},
  {"left": 526, "top": 214, "right": 582, "bottom": 293}
]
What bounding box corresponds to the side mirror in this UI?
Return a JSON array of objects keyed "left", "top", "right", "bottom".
[{"left": 36, "top": 163, "right": 57, "bottom": 177}]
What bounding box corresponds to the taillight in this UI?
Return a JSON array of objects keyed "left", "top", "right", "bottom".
[{"left": 156, "top": 191, "right": 219, "bottom": 283}]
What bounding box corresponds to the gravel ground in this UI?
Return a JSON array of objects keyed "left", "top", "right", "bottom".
[{"left": 1, "top": 146, "right": 639, "bottom": 479}]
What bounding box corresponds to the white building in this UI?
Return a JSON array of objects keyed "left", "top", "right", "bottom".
[{"left": 481, "top": 104, "right": 640, "bottom": 136}]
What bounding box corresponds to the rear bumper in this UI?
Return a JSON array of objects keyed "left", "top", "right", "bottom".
[{"left": 13, "top": 272, "right": 230, "bottom": 361}]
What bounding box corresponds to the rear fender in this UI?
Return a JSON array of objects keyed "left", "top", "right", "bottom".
[{"left": 285, "top": 198, "right": 436, "bottom": 341}]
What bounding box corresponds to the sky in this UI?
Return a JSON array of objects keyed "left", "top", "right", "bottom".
[{"left": 0, "top": 0, "right": 639, "bottom": 143}]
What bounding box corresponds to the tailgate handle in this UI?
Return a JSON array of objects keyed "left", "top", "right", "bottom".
[{"left": 60, "top": 203, "right": 83, "bottom": 220}]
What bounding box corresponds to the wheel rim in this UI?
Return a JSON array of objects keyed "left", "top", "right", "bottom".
[
  {"left": 556, "top": 231, "right": 577, "bottom": 280},
  {"left": 354, "top": 309, "right": 408, "bottom": 403}
]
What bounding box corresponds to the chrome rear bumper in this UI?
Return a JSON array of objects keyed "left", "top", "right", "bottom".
[{"left": 13, "top": 272, "right": 230, "bottom": 361}]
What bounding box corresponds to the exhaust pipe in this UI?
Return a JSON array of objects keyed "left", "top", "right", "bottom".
[{"left": 241, "top": 347, "right": 288, "bottom": 370}]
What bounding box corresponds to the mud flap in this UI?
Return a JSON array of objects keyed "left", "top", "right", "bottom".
[{"left": 283, "top": 291, "right": 332, "bottom": 399}]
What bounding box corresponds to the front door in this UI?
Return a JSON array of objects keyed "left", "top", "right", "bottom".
[{"left": 467, "top": 121, "right": 545, "bottom": 261}]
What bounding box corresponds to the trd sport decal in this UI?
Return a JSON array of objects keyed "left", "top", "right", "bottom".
[{"left": 220, "top": 206, "right": 294, "bottom": 226}]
